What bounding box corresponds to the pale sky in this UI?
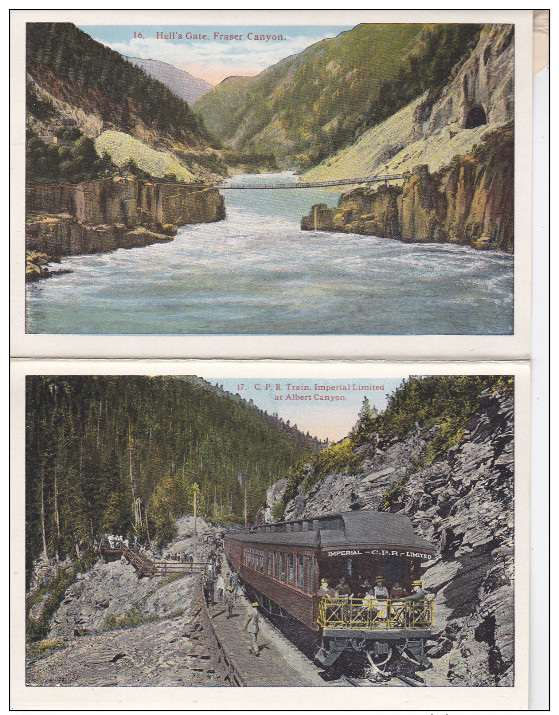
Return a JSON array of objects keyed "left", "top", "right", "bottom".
[
  {"left": 79, "top": 25, "right": 353, "bottom": 86},
  {"left": 217, "top": 378, "right": 404, "bottom": 442}
]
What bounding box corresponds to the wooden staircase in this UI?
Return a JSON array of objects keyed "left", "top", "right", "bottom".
[{"left": 100, "top": 543, "right": 208, "bottom": 578}]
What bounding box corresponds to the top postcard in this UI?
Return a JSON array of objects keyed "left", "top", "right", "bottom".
[{"left": 11, "top": 9, "right": 533, "bottom": 359}]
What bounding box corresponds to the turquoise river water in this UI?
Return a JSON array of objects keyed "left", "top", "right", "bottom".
[{"left": 25, "top": 172, "right": 514, "bottom": 335}]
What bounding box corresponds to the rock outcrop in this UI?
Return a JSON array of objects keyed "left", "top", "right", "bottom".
[
  {"left": 26, "top": 176, "right": 225, "bottom": 258},
  {"left": 278, "top": 390, "right": 514, "bottom": 686},
  {"left": 416, "top": 25, "right": 514, "bottom": 136},
  {"left": 301, "top": 124, "right": 513, "bottom": 251},
  {"left": 303, "top": 25, "right": 514, "bottom": 185},
  {"left": 46, "top": 517, "right": 218, "bottom": 639}
]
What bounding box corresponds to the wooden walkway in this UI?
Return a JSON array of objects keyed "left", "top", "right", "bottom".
[{"left": 208, "top": 598, "right": 320, "bottom": 686}]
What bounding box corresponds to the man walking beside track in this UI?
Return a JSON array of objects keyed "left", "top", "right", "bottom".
[
  {"left": 243, "top": 602, "right": 261, "bottom": 656},
  {"left": 223, "top": 586, "right": 235, "bottom": 618},
  {"left": 215, "top": 572, "right": 225, "bottom": 604},
  {"left": 229, "top": 570, "right": 240, "bottom": 603}
]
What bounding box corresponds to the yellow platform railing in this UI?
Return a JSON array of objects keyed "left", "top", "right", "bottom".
[{"left": 317, "top": 597, "right": 434, "bottom": 630}]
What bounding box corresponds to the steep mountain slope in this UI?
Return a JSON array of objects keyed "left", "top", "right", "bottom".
[
  {"left": 125, "top": 57, "right": 213, "bottom": 105},
  {"left": 264, "top": 376, "right": 515, "bottom": 686},
  {"left": 194, "top": 76, "right": 252, "bottom": 139},
  {"left": 303, "top": 24, "right": 513, "bottom": 183},
  {"left": 195, "top": 24, "right": 428, "bottom": 166},
  {"left": 26, "top": 23, "right": 215, "bottom": 161}
]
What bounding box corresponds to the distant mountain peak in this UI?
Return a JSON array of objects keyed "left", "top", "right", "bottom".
[{"left": 124, "top": 56, "right": 213, "bottom": 105}]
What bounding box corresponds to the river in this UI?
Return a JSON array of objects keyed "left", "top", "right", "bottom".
[{"left": 26, "top": 172, "right": 514, "bottom": 335}]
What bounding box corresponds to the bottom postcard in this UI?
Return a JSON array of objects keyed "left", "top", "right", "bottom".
[{"left": 10, "top": 360, "right": 529, "bottom": 710}]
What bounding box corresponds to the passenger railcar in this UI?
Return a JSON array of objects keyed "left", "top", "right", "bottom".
[{"left": 224, "top": 510, "right": 437, "bottom": 669}]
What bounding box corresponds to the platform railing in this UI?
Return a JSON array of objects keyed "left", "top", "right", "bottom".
[{"left": 317, "top": 597, "right": 433, "bottom": 630}]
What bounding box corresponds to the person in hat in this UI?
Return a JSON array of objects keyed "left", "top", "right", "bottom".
[
  {"left": 403, "top": 580, "right": 430, "bottom": 601},
  {"left": 243, "top": 602, "right": 261, "bottom": 656},
  {"left": 318, "top": 578, "right": 334, "bottom": 598},
  {"left": 223, "top": 586, "right": 235, "bottom": 619},
  {"left": 373, "top": 576, "right": 389, "bottom": 599}
]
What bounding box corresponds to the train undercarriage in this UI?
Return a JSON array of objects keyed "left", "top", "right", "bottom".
[{"left": 316, "top": 628, "right": 432, "bottom": 678}]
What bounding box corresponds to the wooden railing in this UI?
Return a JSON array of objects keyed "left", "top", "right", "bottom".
[
  {"left": 99, "top": 543, "right": 209, "bottom": 577},
  {"left": 317, "top": 597, "right": 433, "bottom": 630}
]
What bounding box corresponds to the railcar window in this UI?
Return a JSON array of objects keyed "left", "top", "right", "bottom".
[
  {"left": 297, "top": 555, "right": 305, "bottom": 589},
  {"left": 281, "top": 553, "right": 287, "bottom": 582},
  {"left": 274, "top": 552, "right": 280, "bottom": 580},
  {"left": 307, "top": 557, "right": 314, "bottom": 591},
  {"left": 288, "top": 554, "right": 295, "bottom": 585}
]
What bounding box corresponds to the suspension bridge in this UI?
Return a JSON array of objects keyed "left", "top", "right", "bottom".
[{"left": 215, "top": 174, "right": 405, "bottom": 190}]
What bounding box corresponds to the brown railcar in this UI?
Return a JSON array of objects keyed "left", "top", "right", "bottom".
[{"left": 224, "top": 510, "right": 437, "bottom": 668}]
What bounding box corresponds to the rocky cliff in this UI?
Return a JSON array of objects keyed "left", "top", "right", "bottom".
[
  {"left": 303, "top": 25, "right": 514, "bottom": 183},
  {"left": 265, "top": 385, "right": 514, "bottom": 686},
  {"left": 301, "top": 123, "right": 513, "bottom": 251},
  {"left": 25, "top": 177, "right": 225, "bottom": 259}
]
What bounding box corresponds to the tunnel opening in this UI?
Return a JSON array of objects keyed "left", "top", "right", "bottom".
[{"left": 465, "top": 104, "right": 487, "bottom": 129}]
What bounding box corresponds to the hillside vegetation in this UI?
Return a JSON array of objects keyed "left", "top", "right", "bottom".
[
  {"left": 274, "top": 375, "right": 513, "bottom": 518},
  {"left": 195, "top": 23, "right": 482, "bottom": 169},
  {"left": 195, "top": 24, "right": 427, "bottom": 167},
  {"left": 94, "top": 131, "right": 196, "bottom": 181},
  {"left": 26, "top": 376, "right": 320, "bottom": 580},
  {"left": 26, "top": 23, "right": 210, "bottom": 141}
]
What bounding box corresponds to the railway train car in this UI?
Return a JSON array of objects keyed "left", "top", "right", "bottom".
[{"left": 224, "top": 510, "right": 437, "bottom": 671}]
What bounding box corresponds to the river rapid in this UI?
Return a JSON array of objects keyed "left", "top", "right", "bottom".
[{"left": 26, "top": 172, "right": 513, "bottom": 335}]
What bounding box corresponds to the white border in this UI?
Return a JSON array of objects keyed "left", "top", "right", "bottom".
[
  {"left": 10, "top": 359, "right": 530, "bottom": 710},
  {"left": 10, "top": 9, "right": 532, "bottom": 359}
]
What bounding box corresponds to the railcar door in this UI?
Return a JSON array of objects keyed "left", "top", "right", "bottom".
[{"left": 384, "top": 555, "right": 405, "bottom": 586}]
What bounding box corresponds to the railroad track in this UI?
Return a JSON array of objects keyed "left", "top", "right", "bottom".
[
  {"left": 183, "top": 571, "right": 427, "bottom": 688},
  {"left": 186, "top": 578, "right": 246, "bottom": 686},
  {"left": 341, "top": 672, "right": 424, "bottom": 687}
]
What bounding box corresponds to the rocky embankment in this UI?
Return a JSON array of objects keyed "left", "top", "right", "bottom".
[
  {"left": 44, "top": 517, "right": 217, "bottom": 639},
  {"left": 301, "top": 124, "right": 513, "bottom": 252},
  {"left": 265, "top": 390, "right": 514, "bottom": 686},
  {"left": 26, "top": 517, "right": 223, "bottom": 686},
  {"left": 25, "top": 176, "right": 225, "bottom": 267}
]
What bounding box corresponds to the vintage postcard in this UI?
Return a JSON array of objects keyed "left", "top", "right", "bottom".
[
  {"left": 11, "top": 359, "right": 529, "bottom": 709},
  {"left": 10, "top": 9, "right": 532, "bottom": 359}
]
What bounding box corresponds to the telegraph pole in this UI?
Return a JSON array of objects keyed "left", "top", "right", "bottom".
[{"left": 192, "top": 482, "right": 200, "bottom": 536}]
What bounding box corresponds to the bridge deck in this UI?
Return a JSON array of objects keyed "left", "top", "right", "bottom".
[{"left": 218, "top": 175, "right": 404, "bottom": 190}]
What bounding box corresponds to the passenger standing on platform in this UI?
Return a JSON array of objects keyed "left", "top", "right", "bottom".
[
  {"left": 223, "top": 586, "right": 235, "bottom": 618},
  {"left": 215, "top": 573, "right": 225, "bottom": 603},
  {"left": 243, "top": 602, "right": 261, "bottom": 656},
  {"left": 229, "top": 571, "right": 240, "bottom": 602}
]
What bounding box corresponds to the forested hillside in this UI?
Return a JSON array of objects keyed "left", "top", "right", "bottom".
[
  {"left": 195, "top": 23, "right": 426, "bottom": 167},
  {"left": 195, "top": 23, "right": 482, "bottom": 168},
  {"left": 26, "top": 23, "right": 210, "bottom": 140},
  {"left": 25, "top": 376, "right": 320, "bottom": 579}
]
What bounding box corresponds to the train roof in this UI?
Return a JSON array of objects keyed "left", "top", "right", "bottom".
[{"left": 227, "top": 510, "right": 436, "bottom": 555}]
